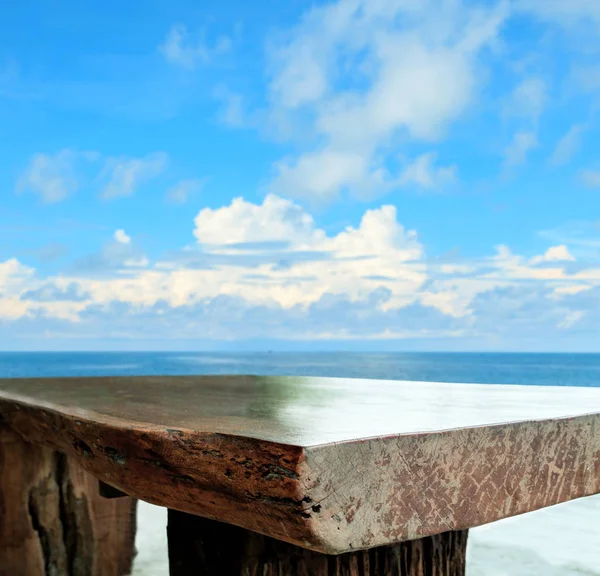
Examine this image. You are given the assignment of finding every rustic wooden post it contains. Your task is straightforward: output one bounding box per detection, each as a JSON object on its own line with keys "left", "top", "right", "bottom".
{"left": 167, "top": 509, "right": 468, "bottom": 576}
{"left": 0, "top": 426, "right": 137, "bottom": 576}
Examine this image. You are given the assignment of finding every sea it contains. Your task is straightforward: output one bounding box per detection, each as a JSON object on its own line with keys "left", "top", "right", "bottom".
{"left": 2, "top": 351, "right": 600, "bottom": 575}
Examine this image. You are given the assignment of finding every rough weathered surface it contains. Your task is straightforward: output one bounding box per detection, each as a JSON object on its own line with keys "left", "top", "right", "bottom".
{"left": 167, "top": 510, "right": 468, "bottom": 576}
{"left": 0, "top": 426, "right": 137, "bottom": 576}
{"left": 1, "top": 376, "right": 600, "bottom": 553}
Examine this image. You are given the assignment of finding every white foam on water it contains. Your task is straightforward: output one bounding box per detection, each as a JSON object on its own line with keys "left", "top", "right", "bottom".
{"left": 132, "top": 495, "right": 600, "bottom": 575}
{"left": 467, "top": 494, "right": 600, "bottom": 575}
{"left": 132, "top": 503, "right": 168, "bottom": 576}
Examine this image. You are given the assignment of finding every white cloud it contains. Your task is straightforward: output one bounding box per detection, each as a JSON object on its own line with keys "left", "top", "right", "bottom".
{"left": 399, "top": 153, "right": 457, "bottom": 189}
{"left": 3, "top": 196, "right": 600, "bottom": 345}
{"left": 17, "top": 149, "right": 87, "bottom": 203}
{"left": 553, "top": 284, "right": 592, "bottom": 297}
{"left": 99, "top": 153, "right": 168, "bottom": 199}
{"left": 16, "top": 150, "right": 168, "bottom": 203}
{"left": 269, "top": 149, "right": 455, "bottom": 204}
{"left": 313, "top": 38, "right": 476, "bottom": 145}
{"left": 539, "top": 221, "right": 600, "bottom": 257}
{"left": 194, "top": 194, "right": 324, "bottom": 246}
{"left": 502, "top": 77, "right": 546, "bottom": 170}
{"left": 580, "top": 169, "right": 600, "bottom": 188}
{"left": 550, "top": 124, "right": 586, "bottom": 166}
{"left": 530, "top": 245, "right": 575, "bottom": 264}
{"left": 160, "top": 25, "right": 231, "bottom": 69}
{"left": 264, "top": 0, "right": 508, "bottom": 202}
{"left": 0, "top": 259, "right": 35, "bottom": 320}
{"left": 323, "top": 205, "right": 422, "bottom": 262}
{"left": 194, "top": 196, "right": 423, "bottom": 282}
{"left": 114, "top": 229, "right": 131, "bottom": 245}
{"left": 64, "top": 195, "right": 426, "bottom": 312}
{"left": 486, "top": 244, "right": 571, "bottom": 280}
{"left": 0, "top": 258, "right": 34, "bottom": 289}
{"left": 166, "top": 178, "right": 207, "bottom": 204}
{"left": 269, "top": 150, "right": 373, "bottom": 202}
{"left": 504, "top": 130, "right": 538, "bottom": 167}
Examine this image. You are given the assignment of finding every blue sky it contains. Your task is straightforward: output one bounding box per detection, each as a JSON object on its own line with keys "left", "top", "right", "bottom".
{"left": 1, "top": 0, "right": 600, "bottom": 351}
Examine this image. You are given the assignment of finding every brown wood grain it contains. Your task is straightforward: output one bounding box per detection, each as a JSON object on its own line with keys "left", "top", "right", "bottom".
{"left": 0, "top": 426, "right": 137, "bottom": 576}
{"left": 1, "top": 376, "right": 600, "bottom": 553}
{"left": 167, "top": 510, "right": 468, "bottom": 576}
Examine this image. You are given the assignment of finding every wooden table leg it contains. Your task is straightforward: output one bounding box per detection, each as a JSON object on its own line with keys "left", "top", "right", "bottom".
{"left": 0, "top": 426, "right": 137, "bottom": 576}
{"left": 167, "top": 509, "right": 468, "bottom": 576}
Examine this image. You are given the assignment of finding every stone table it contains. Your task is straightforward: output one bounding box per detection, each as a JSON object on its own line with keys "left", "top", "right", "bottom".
{"left": 1, "top": 375, "right": 600, "bottom": 575}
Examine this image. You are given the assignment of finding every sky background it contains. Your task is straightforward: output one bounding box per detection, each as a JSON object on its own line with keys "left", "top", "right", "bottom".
{"left": 1, "top": 0, "right": 600, "bottom": 351}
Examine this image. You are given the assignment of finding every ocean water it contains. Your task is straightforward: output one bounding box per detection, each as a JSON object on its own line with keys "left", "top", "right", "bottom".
{"left": 2, "top": 351, "right": 600, "bottom": 575}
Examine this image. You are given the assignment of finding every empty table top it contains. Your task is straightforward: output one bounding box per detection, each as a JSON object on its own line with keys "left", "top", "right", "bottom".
{"left": 1, "top": 375, "right": 599, "bottom": 553}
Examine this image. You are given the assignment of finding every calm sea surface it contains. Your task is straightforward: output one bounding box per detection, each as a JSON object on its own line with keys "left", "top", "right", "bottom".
{"left": 1, "top": 351, "right": 600, "bottom": 386}
{"left": 2, "top": 351, "right": 600, "bottom": 575}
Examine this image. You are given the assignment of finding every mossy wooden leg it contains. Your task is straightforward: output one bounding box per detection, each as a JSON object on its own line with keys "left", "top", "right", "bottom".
{"left": 167, "top": 509, "right": 468, "bottom": 576}
{"left": 0, "top": 426, "right": 137, "bottom": 576}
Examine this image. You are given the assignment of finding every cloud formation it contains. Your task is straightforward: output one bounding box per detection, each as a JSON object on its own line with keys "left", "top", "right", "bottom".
{"left": 263, "top": 0, "right": 508, "bottom": 202}
{"left": 6, "top": 0, "right": 600, "bottom": 350}
{"left": 2, "top": 195, "right": 600, "bottom": 348}
{"left": 399, "top": 153, "right": 457, "bottom": 189}
{"left": 114, "top": 229, "right": 131, "bottom": 245}
{"left": 17, "top": 151, "right": 169, "bottom": 202}
{"left": 17, "top": 150, "right": 97, "bottom": 203}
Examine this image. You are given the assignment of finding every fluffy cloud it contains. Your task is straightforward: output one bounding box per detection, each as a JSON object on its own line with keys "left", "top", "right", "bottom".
{"left": 114, "top": 229, "right": 131, "bottom": 245}
{"left": 269, "top": 150, "right": 456, "bottom": 202}
{"left": 194, "top": 194, "right": 324, "bottom": 246}
{"left": 2, "top": 195, "right": 600, "bottom": 348}
{"left": 530, "top": 245, "right": 575, "bottom": 264}
{"left": 269, "top": 151, "right": 373, "bottom": 203}
{"left": 188, "top": 195, "right": 425, "bottom": 310}
{"left": 0, "top": 259, "right": 37, "bottom": 320}
{"left": 264, "top": 0, "right": 508, "bottom": 201}
{"left": 0, "top": 259, "right": 34, "bottom": 291}
{"left": 207, "top": 0, "right": 600, "bottom": 199}
{"left": 193, "top": 195, "right": 422, "bottom": 265}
